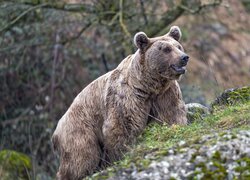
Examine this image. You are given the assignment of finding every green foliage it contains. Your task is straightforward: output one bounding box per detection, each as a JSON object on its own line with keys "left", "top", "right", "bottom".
{"left": 0, "top": 150, "right": 32, "bottom": 180}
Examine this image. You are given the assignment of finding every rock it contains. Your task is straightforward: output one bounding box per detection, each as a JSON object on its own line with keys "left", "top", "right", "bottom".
{"left": 185, "top": 103, "right": 210, "bottom": 123}
{"left": 107, "top": 130, "right": 250, "bottom": 180}
{"left": 211, "top": 86, "right": 250, "bottom": 109}
{"left": 186, "top": 103, "right": 209, "bottom": 114}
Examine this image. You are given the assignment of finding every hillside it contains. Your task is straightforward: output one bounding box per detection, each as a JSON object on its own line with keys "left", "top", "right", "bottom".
{"left": 87, "top": 87, "right": 250, "bottom": 179}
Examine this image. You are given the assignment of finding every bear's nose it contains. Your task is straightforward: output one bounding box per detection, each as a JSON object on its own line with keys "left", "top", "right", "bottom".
{"left": 181, "top": 55, "right": 189, "bottom": 65}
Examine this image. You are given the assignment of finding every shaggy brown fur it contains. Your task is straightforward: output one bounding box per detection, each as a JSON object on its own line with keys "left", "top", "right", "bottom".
{"left": 52, "top": 26, "right": 189, "bottom": 180}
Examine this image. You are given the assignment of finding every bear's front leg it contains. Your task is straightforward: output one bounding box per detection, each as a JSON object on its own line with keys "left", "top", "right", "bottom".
{"left": 101, "top": 114, "right": 130, "bottom": 167}
{"left": 151, "top": 81, "right": 187, "bottom": 125}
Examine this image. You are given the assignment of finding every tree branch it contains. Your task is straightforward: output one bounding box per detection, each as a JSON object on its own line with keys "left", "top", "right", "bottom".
{"left": 101, "top": 53, "right": 109, "bottom": 72}
{"left": 119, "top": 0, "right": 131, "bottom": 38}
{"left": 21, "top": 1, "right": 94, "bottom": 13}
{"left": 179, "top": 0, "right": 222, "bottom": 14}
{"left": 61, "top": 21, "right": 93, "bottom": 45}
{"left": 145, "top": 0, "right": 222, "bottom": 37}
{"left": 0, "top": 20, "right": 93, "bottom": 52}
{"left": 145, "top": 6, "right": 184, "bottom": 37}
{"left": 0, "top": 1, "right": 94, "bottom": 34}
{"left": 140, "top": 0, "right": 148, "bottom": 25}
{"left": 0, "top": 3, "right": 48, "bottom": 34}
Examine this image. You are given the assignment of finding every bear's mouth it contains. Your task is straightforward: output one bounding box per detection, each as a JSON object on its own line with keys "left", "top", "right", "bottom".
{"left": 170, "top": 64, "right": 186, "bottom": 74}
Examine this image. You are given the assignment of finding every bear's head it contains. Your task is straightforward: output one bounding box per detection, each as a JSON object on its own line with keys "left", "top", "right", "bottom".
{"left": 134, "top": 26, "right": 189, "bottom": 80}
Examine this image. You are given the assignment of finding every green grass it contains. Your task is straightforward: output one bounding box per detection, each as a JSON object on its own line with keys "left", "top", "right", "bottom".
{"left": 88, "top": 100, "right": 250, "bottom": 179}
{"left": 134, "top": 101, "right": 250, "bottom": 157}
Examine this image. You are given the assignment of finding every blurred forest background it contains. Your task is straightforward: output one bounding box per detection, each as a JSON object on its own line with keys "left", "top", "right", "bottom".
{"left": 0, "top": 0, "right": 250, "bottom": 179}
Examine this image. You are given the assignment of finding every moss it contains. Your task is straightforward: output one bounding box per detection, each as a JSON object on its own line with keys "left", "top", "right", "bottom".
{"left": 227, "top": 87, "right": 250, "bottom": 104}
{"left": 169, "top": 177, "right": 177, "bottom": 180}
{"left": 193, "top": 161, "right": 227, "bottom": 180}
{"left": 235, "top": 157, "right": 250, "bottom": 179}
{"left": 88, "top": 169, "right": 115, "bottom": 180}
{"left": 187, "top": 111, "right": 203, "bottom": 123}
{"left": 212, "top": 151, "right": 221, "bottom": 160}
{"left": 0, "top": 150, "right": 32, "bottom": 180}
{"left": 186, "top": 103, "right": 210, "bottom": 123}
{"left": 211, "top": 152, "right": 227, "bottom": 173}
{"left": 189, "top": 151, "right": 199, "bottom": 163}
{"left": 152, "top": 149, "right": 171, "bottom": 161}
{"left": 211, "top": 86, "right": 250, "bottom": 110}
{"left": 190, "top": 150, "right": 227, "bottom": 179}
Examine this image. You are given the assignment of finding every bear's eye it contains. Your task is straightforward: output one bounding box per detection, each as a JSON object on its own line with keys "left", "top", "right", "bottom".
{"left": 163, "top": 47, "right": 172, "bottom": 53}
{"left": 177, "top": 45, "right": 182, "bottom": 50}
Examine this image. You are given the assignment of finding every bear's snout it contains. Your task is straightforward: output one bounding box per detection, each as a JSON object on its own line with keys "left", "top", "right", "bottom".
{"left": 180, "top": 54, "right": 189, "bottom": 66}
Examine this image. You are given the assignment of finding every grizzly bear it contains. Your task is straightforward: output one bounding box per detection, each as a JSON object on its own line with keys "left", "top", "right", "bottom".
{"left": 52, "top": 26, "right": 189, "bottom": 180}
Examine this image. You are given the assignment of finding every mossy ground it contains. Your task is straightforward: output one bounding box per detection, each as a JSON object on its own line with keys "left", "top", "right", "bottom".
{"left": 87, "top": 100, "right": 250, "bottom": 179}
{"left": 0, "top": 150, "right": 32, "bottom": 180}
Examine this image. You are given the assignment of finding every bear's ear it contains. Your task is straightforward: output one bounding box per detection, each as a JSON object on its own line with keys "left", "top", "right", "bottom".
{"left": 134, "top": 32, "right": 150, "bottom": 51}
{"left": 167, "top": 26, "right": 182, "bottom": 41}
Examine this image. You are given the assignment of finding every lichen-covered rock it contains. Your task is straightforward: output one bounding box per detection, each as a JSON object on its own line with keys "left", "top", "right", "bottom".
{"left": 106, "top": 130, "right": 250, "bottom": 180}
{"left": 186, "top": 103, "right": 210, "bottom": 123}
{"left": 0, "top": 150, "right": 32, "bottom": 180}
{"left": 211, "top": 86, "right": 250, "bottom": 109}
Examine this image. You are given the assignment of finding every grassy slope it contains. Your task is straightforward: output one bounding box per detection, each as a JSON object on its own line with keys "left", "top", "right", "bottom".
{"left": 88, "top": 100, "right": 250, "bottom": 179}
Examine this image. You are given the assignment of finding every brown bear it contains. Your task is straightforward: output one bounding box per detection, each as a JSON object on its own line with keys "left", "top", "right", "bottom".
{"left": 52, "top": 26, "right": 189, "bottom": 180}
